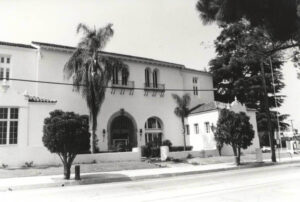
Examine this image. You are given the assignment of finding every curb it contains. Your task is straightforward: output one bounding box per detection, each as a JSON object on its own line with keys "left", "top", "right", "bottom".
{"left": 1, "top": 160, "right": 300, "bottom": 192}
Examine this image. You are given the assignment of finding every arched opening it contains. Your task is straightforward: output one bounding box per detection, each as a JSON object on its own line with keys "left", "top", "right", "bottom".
{"left": 145, "top": 68, "right": 151, "bottom": 87}
{"left": 153, "top": 69, "right": 159, "bottom": 88}
{"left": 144, "top": 117, "right": 163, "bottom": 146}
{"left": 108, "top": 110, "right": 137, "bottom": 151}
{"left": 121, "top": 68, "right": 128, "bottom": 85}
{"left": 112, "top": 66, "right": 119, "bottom": 85}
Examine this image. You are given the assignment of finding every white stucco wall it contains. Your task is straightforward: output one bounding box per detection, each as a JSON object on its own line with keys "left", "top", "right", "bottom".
{"left": 0, "top": 45, "right": 38, "bottom": 96}
{"left": 0, "top": 44, "right": 215, "bottom": 166}
{"left": 182, "top": 70, "right": 214, "bottom": 107}
{"left": 187, "top": 110, "right": 218, "bottom": 151}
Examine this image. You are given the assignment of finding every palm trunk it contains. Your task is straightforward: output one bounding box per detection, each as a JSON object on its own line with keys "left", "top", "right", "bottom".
{"left": 181, "top": 117, "right": 186, "bottom": 151}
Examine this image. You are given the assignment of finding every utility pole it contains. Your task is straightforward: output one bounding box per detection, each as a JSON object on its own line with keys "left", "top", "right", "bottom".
{"left": 269, "top": 57, "right": 281, "bottom": 161}
{"left": 260, "top": 59, "right": 276, "bottom": 162}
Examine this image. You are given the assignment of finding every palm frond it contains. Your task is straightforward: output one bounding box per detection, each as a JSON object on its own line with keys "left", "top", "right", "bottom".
{"left": 96, "top": 24, "right": 114, "bottom": 50}
{"left": 77, "top": 23, "right": 92, "bottom": 35}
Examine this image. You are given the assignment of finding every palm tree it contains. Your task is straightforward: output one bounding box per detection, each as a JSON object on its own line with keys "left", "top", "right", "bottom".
{"left": 172, "top": 93, "right": 191, "bottom": 150}
{"left": 64, "top": 23, "right": 128, "bottom": 153}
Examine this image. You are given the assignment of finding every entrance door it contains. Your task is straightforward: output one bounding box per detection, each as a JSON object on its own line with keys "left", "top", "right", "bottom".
{"left": 110, "top": 115, "right": 136, "bottom": 151}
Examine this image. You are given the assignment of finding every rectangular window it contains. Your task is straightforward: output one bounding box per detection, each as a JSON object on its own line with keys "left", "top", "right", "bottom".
{"left": 5, "top": 68, "right": 9, "bottom": 80}
{"left": 193, "top": 77, "right": 198, "bottom": 84}
{"left": 0, "top": 108, "right": 18, "bottom": 145}
{"left": 194, "top": 123, "right": 199, "bottom": 134}
{"left": 0, "top": 68, "right": 4, "bottom": 80}
{"left": 193, "top": 86, "right": 198, "bottom": 95}
{"left": 205, "top": 122, "right": 210, "bottom": 133}
{"left": 185, "top": 124, "right": 190, "bottom": 135}
{"left": 0, "top": 56, "right": 11, "bottom": 80}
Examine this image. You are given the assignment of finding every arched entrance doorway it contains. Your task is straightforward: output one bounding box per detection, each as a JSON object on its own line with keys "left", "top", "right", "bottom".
{"left": 108, "top": 109, "right": 137, "bottom": 151}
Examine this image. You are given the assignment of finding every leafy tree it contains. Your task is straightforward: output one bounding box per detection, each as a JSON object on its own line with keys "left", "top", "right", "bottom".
{"left": 215, "top": 109, "right": 255, "bottom": 165}
{"left": 209, "top": 20, "right": 289, "bottom": 140}
{"left": 42, "top": 110, "right": 90, "bottom": 179}
{"left": 172, "top": 93, "right": 191, "bottom": 150}
{"left": 64, "top": 23, "right": 128, "bottom": 153}
{"left": 196, "top": 0, "right": 299, "bottom": 42}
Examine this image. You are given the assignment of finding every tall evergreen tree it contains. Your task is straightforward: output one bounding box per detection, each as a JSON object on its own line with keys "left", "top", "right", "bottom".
{"left": 209, "top": 20, "right": 289, "bottom": 145}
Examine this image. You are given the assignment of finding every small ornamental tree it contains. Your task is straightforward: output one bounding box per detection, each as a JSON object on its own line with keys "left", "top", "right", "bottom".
{"left": 215, "top": 109, "right": 255, "bottom": 165}
{"left": 42, "top": 110, "right": 90, "bottom": 179}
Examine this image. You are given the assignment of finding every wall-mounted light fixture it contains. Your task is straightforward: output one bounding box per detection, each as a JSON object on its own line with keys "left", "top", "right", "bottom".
{"left": 102, "top": 129, "right": 106, "bottom": 142}
{"left": 139, "top": 129, "right": 143, "bottom": 140}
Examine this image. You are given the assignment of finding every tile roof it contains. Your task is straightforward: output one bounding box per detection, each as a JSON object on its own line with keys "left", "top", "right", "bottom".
{"left": 27, "top": 95, "right": 57, "bottom": 103}
{"left": 189, "top": 101, "right": 257, "bottom": 114}
{"left": 0, "top": 41, "right": 37, "bottom": 49}
{"left": 189, "top": 102, "right": 224, "bottom": 114}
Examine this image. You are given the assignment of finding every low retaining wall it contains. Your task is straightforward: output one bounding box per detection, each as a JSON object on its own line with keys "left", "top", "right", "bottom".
{"left": 168, "top": 149, "right": 218, "bottom": 159}
{"left": 0, "top": 146, "right": 141, "bottom": 167}
{"left": 74, "top": 151, "right": 141, "bottom": 164}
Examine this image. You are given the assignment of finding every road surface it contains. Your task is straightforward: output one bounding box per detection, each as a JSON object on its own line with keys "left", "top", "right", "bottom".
{"left": 2, "top": 163, "right": 300, "bottom": 202}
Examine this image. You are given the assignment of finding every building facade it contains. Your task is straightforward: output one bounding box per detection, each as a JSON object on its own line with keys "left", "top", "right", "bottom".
{"left": 0, "top": 41, "right": 259, "bottom": 166}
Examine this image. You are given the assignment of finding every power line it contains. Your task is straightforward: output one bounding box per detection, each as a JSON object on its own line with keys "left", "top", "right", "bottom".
{"left": 0, "top": 78, "right": 216, "bottom": 92}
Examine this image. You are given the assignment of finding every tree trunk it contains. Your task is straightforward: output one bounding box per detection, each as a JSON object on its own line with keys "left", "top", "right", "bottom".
{"left": 63, "top": 163, "right": 71, "bottom": 180}
{"left": 181, "top": 117, "right": 186, "bottom": 151}
{"left": 232, "top": 145, "right": 239, "bottom": 165}
{"left": 260, "top": 59, "right": 276, "bottom": 162}
{"left": 237, "top": 147, "right": 241, "bottom": 165}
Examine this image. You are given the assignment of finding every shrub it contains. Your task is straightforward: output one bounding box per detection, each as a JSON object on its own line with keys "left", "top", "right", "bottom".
{"left": 24, "top": 161, "right": 34, "bottom": 168}
{"left": 42, "top": 110, "right": 90, "bottom": 179}
{"left": 187, "top": 153, "right": 193, "bottom": 159}
{"left": 162, "top": 140, "right": 172, "bottom": 148}
{"left": 170, "top": 146, "right": 193, "bottom": 152}
{"left": 141, "top": 143, "right": 160, "bottom": 158}
{"left": 1, "top": 164, "right": 8, "bottom": 168}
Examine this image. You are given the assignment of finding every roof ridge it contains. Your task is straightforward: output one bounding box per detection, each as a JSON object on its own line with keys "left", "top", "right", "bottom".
{"left": 0, "top": 41, "right": 37, "bottom": 49}
{"left": 31, "top": 41, "right": 185, "bottom": 68}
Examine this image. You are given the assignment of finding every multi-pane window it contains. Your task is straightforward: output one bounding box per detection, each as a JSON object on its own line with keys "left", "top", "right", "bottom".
{"left": 192, "top": 77, "right": 198, "bottom": 84}
{"left": 193, "top": 86, "right": 198, "bottom": 95}
{"left": 194, "top": 123, "right": 199, "bottom": 134}
{"left": 0, "top": 55, "right": 11, "bottom": 80}
{"left": 145, "top": 117, "right": 163, "bottom": 146}
{"left": 145, "top": 68, "right": 151, "bottom": 87}
{"left": 0, "top": 108, "right": 18, "bottom": 145}
{"left": 153, "top": 69, "right": 158, "bottom": 88}
{"left": 204, "top": 122, "right": 210, "bottom": 133}
{"left": 185, "top": 124, "right": 190, "bottom": 135}
{"left": 112, "top": 66, "right": 119, "bottom": 84}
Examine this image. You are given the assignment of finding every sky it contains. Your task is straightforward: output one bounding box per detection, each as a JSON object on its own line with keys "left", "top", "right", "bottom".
{"left": 0, "top": 0, "right": 299, "bottom": 130}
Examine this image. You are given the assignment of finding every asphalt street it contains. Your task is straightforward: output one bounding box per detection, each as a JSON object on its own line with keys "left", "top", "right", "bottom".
{"left": 2, "top": 163, "right": 300, "bottom": 202}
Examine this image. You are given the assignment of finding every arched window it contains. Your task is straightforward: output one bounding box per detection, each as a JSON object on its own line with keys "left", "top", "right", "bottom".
{"left": 153, "top": 69, "right": 158, "bottom": 88}
{"left": 121, "top": 68, "right": 128, "bottom": 86}
{"left": 144, "top": 117, "right": 163, "bottom": 146}
{"left": 145, "top": 68, "right": 151, "bottom": 87}
{"left": 112, "top": 66, "right": 119, "bottom": 84}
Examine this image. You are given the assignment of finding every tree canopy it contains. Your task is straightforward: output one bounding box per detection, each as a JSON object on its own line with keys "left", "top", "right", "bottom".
{"left": 196, "top": 0, "right": 299, "bottom": 42}
{"left": 209, "top": 20, "right": 289, "bottom": 134}
{"left": 43, "top": 110, "right": 90, "bottom": 179}
{"left": 215, "top": 109, "right": 255, "bottom": 164}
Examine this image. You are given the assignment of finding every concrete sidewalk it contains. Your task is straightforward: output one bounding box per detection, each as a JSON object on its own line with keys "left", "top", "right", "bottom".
{"left": 1, "top": 156, "right": 300, "bottom": 192}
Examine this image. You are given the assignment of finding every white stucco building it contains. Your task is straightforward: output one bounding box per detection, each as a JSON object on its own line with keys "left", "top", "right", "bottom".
{"left": 0, "top": 41, "right": 259, "bottom": 166}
